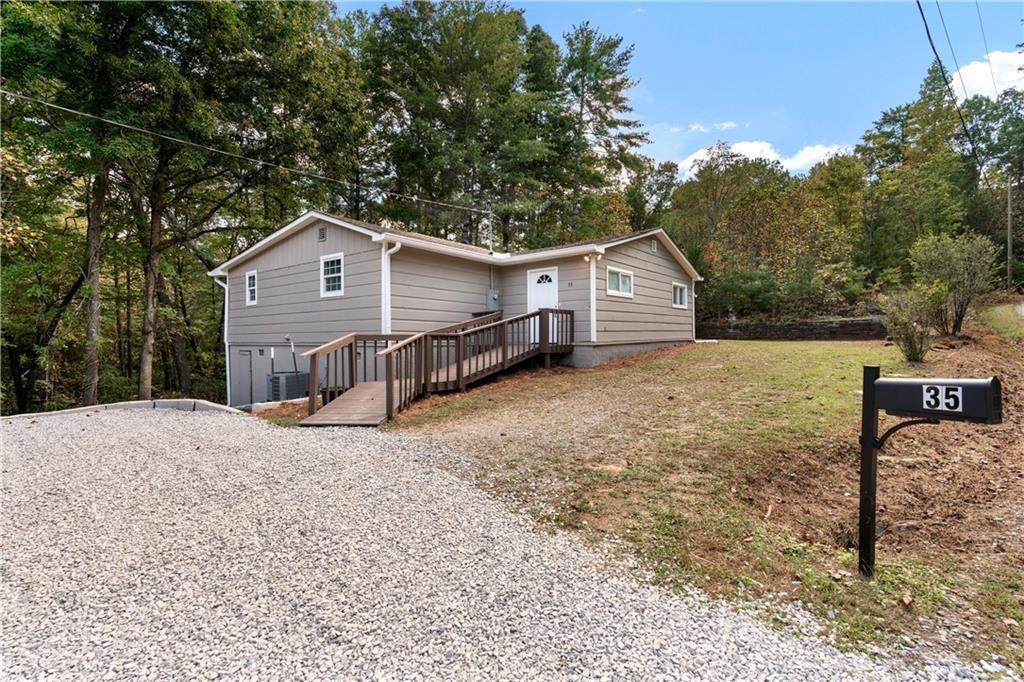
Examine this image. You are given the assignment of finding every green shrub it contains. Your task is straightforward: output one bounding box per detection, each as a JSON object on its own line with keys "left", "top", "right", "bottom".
{"left": 704, "top": 268, "right": 778, "bottom": 318}
{"left": 909, "top": 232, "right": 998, "bottom": 335}
{"left": 879, "top": 288, "right": 932, "bottom": 362}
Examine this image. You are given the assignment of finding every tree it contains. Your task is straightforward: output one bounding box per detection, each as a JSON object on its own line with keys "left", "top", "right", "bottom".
{"left": 909, "top": 232, "right": 998, "bottom": 335}
{"left": 624, "top": 157, "right": 678, "bottom": 231}
{"left": 562, "top": 21, "right": 647, "bottom": 228}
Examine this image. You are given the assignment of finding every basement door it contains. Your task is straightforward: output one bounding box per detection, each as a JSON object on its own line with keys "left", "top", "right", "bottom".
{"left": 526, "top": 266, "right": 559, "bottom": 343}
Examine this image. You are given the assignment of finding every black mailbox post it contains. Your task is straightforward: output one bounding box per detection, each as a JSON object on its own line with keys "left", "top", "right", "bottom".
{"left": 858, "top": 366, "right": 1002, "bottom": 577}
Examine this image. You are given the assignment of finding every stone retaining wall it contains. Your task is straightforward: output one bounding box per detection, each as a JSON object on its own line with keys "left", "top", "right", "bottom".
{"left": 698, "top": 316, "right": 887, "bottom": 341}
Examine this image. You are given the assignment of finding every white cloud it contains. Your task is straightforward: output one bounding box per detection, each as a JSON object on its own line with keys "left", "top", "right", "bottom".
{"left": 682, "top": 121, "right": 737, "bottom": 134}
{"left": 668, "top": 126, "right": 685, "bottom": 133}
{"left": 679, "top": 141, "right": 851, "bottom": 178}
{"left": 951, "top": 50, "right": 1024, "bottom": 100}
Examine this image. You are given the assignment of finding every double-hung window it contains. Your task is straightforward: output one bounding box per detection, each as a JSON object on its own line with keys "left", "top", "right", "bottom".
{"left": 672, "top": 282, "right": 689, "bottom": 309}
{"left": 245, "top": 270, "right": 257, "bottom": 306}
{"left": 320, "top": 252, "right": 344, "bottom": 297}
{"left": 606, "top": 266, "right": 634, "bottom": 298}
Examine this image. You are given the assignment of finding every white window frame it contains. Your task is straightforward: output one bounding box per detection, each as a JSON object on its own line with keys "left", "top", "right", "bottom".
{"left": 606, "top": 266, "right": 634, "bottom": 298}
{"left": 672, "top": 281, "right": 689, "bottom": 309}
{"left": 245, "top": 270, "right": 257, "bottom": 306}
{"left": 320, "top": 252, "right": 345, "bottom": 298}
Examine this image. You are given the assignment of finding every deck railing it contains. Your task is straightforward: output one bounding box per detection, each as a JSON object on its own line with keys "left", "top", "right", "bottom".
{"left": 381, "top": 308, "right": 574, "bottom": 420}
{"left": 301, "top": 333, "right": 407, "bottom": 416}
{"left": 304, "top": 309, "right": 573, "bottom": 422}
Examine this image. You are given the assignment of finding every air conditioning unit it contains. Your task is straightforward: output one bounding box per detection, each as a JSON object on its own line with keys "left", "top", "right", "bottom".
{"left": 266, "top": 372, "right": 309, "bottom": 402}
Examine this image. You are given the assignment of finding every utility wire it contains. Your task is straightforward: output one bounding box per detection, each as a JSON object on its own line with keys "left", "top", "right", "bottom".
{"left": 914, "top": 0, "right": 992, "bottom": 190}
{"left": 973, "top": 0, "right": 1001, "bottom": 98}
{"left": 0, "top": 89, "right": 493, "bottom": 217}
{"left": 934, "top": 1, "right": 969, "bottom": 100}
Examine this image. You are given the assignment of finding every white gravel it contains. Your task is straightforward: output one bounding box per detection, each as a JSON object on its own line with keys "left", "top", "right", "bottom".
{"left": 0, "top": 409, "right": 990, "bottom": 679}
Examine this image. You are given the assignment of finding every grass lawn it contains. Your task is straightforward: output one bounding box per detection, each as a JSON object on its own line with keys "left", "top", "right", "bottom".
{"left": 394, "top": 328, "right": 1024, "bottom": 664}
{"left": 982, "top": 303, "right": 1024, "bottom": 340}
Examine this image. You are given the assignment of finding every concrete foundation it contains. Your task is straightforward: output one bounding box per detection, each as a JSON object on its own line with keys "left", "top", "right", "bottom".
{"left": 562, "top": 340, "right": 693, "bottom": 368}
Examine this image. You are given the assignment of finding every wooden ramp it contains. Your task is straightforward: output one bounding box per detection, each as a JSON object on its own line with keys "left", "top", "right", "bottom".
{"left": 299, "top": 309, "right": 574, "bottom": 427}
{"left": 300, "top": 382, "right": 389, "bottom": 426}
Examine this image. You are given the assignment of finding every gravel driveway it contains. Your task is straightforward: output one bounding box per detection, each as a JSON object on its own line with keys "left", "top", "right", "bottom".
{"left": 1, "top": 409, "right": 979, "bottom": 679}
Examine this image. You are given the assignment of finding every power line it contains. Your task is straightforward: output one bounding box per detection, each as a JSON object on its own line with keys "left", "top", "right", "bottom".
{"left": 914, "top": 0, "right": 992, "bottom": 190}
{"left": 934, "top": 1, "right": 969, "bottom": 100}
{"left": 973, "top": 0, "right": 1001, "bottom": 98}
{"left": 0, "top": 89, "right": 493, "bottom": 217}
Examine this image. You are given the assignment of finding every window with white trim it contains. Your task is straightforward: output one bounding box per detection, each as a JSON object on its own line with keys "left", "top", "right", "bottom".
{"left": 672, "top": 282, "right": 689, "bottom": 309}
{"left": 320, "top": 252, "right": 344, "bottom": 297}
{"left": 245, "top": 270, "right": 257, "bottom": 306}
{"left": 606, "top": 266, "right": 633, "bottom": 298}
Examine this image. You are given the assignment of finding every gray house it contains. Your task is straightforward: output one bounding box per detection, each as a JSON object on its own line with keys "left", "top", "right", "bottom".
{"left": 208, "top": 210, "right": 702, "bottom": 410}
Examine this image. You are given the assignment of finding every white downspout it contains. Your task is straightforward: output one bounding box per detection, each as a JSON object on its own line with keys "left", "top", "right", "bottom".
{"left": 382, "top": 240, "right": 402, "bottom": 334}
{"left": 214, "top": 275, "right": 231, "bottom": 406}
{"left": 588, "top": 254, "right": 597, "bottom": 342}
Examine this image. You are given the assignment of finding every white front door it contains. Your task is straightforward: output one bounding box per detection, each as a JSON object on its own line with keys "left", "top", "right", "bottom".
{"left": 527, "top": 267, "right": 559, "bottom": 343}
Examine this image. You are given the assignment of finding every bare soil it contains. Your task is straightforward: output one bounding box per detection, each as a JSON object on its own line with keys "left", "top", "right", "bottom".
{"left": 394, "top": 315, "right": 1024, "bottom": 663}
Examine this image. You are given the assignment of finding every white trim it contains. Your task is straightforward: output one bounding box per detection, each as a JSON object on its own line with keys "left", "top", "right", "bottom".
{"left": 206, "top": 210, "right": 703, "bottom": 283}
{"left": 606, "top": 266, "right": 634, "bottom": 298}
{"left": 600, "top": 231, "right": 704, "bottom": 282}
{"left": 380, "top": 244, "right": 388, "bottom": 333}
{"left": 381, "top": 241, "right": 401, "bottom": 333}
{"left": 672, "top": 281, "right": 689, "bottom": 309}
{"left": 319, "top": 252, "right": 345, "bottom": 298}
{"left": 208, "top": 211, "right": 380, "bottom": 276}
{"left": 589, "top": 256, "right": 597, "bottom": 342}
{"left": 214, "top": 276, "right": 231, "bottom": 406}
{"left": 245, "top": 270, "right": 257, "bottom": 306}
{"left": 526, "top": 266, "right": 559, "bottom": 312}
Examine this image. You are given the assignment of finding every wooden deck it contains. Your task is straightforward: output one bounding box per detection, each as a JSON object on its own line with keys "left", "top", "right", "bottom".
{"left": 299, "top": 309, "right": 574, "bottom": 427}
{"left": 300, "top": 382, "right": 389, "bottom": 426}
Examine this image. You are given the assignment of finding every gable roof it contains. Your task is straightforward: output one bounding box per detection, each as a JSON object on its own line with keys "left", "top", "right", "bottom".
{"left": 207, "top": 210, "right": 702, "bottom": 281}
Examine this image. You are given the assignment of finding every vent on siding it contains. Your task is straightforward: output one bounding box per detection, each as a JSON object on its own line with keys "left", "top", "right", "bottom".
{"left": 318, "top": 226, "right": 327, "bottom": 242}
{"left": 650, "top": 239, "right": 659, "bottom": 253}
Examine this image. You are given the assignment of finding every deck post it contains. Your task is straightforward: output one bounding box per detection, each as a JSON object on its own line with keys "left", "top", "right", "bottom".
{"left": 500, "top": 321, "right": 508, "bottom": 369}
{"left": 385, "top": 353, "right": 395, "bottom": 421}
{"left": 421, "top": 335, "right": 431, "bottom": 395}
{"left": 348, "top": 337, "right": 358, "bottom": 388}
{"left": 456, "top": 335, "right": 466, "bottom": 391}
{"left": 307, "top": 354, "right": 318, "bottom": 416}
{"left": 539, "top": 309, "right": 550, "bottom": 367}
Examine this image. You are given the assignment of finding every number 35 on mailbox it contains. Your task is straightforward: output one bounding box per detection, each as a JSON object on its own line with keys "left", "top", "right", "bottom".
{"left": 858, "top": 366, "right": 1002, "bottom": 578}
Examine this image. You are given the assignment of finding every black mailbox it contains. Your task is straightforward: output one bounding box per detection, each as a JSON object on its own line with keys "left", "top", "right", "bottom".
{"left": 874, "top": 377, "right": 1002, "bottom": 424}
{"left": 857, "top": 367, "right": 1004, "bottom": 579}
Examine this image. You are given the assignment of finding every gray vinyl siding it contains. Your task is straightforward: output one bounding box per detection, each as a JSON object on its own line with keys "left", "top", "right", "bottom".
{"left": 228, "top": 343, "right": 315, "bottom": 406}
{"left": 389, "top": 249, "right": 492, "bottom": 333}
{"left": 496, "top": 256, "right": 590, "bottom": 342}
{"left": 226, "top": 219, "right": 382, "bottom": 346}
{"left": 596, "top": 238, "right": 695, "bottom": 342}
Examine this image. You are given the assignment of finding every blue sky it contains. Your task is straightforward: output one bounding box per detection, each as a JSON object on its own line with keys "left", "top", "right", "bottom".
{"left": 339, "top": 2, "right": 1024, "bottom": 175}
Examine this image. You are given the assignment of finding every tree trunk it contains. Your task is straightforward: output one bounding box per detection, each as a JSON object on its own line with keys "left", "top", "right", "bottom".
{"left": 138, "top": 240, "right": 160, "bottom": 399}
{"left": 82, "top": 166, "right": 109, "bottom": 406}
{"left": 125, "top": 267, "right": 134, "bottom": 377}
{"left": 137, "top": 150, "right": 171, "bottom": 400}
{"left": 157, "top": 273, "right": 192, "bottom": 394}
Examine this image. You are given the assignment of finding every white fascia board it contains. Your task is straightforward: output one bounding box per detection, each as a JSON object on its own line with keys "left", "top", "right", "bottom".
{"left": 499, "top": 244, "right": 603, "bottom": 265}
{"left": 601, "top": 230, "right": 704, "bottom": 282}
{"left": 207, "top": 210, "right": 380, "bottom": 277}
{"left": 373, "top": 233, "right": 499, "bottom": 264}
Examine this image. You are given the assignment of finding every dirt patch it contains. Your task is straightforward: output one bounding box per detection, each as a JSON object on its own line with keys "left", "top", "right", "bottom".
{"left": 252, "top": 399, "right": 318, "bottom": 426}
{"left": 394, "top": 317, "right": 1024, "bottom": 663}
